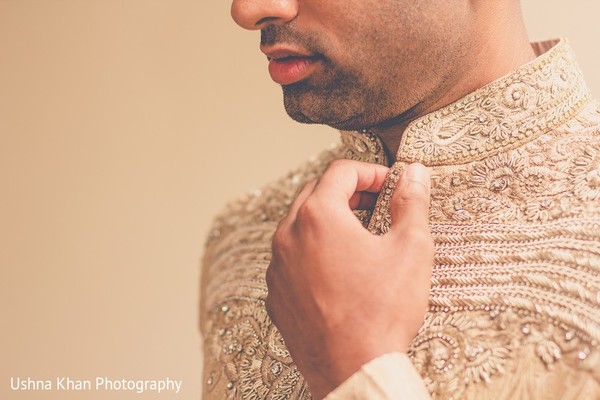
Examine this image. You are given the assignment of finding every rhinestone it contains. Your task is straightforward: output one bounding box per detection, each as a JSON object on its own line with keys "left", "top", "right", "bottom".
{"left": 226, "top": 381, "right": 234, "bottom": 390}
{"left": 512, "top": 91, "right": 522, "bottom": 100}
{"left": 565, "top": 331, "right": 575, "bottom": 341}
{"left": 221, "top": 305, "right": 230, "bottom": 313}
{"left": 571, "top": 314, "right": 579, "bottom": 323}
{"left": 219, "top": 328, "right": 227, "bottom": 336}
{"left": 521, "top": 325, "right": 531, "bottom": 335}
{"left": 207, "top": 377, "right": 214, "bottom": 385}
{"left": 578, "top": 351, "right": 588, "bottom": 360}
{"left": 271, "top": 362, "right": 283, "bottom": 375}
{"left": 491, "top": 181, "right": 505, "bottom": 191}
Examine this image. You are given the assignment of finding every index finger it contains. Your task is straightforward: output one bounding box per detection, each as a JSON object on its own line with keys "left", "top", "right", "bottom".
{"left": 312, "top": 160, "right": 390, "bottom": 207}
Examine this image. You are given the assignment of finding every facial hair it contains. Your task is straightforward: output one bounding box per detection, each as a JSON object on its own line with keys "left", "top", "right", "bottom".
{"left": 261, "top": 25, "right": 391, "bottom": 131}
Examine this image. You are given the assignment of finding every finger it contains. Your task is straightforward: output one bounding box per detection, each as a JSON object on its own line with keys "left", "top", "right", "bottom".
{"left": 313, "top": 160, "right": 389, "bottom": 206}
{"left": 285, "top": 180, "right": 318, "bottom": 221}
{"left": 349, "top": 191, "right": 379, "bottom": 210}
{"left": 388, "top": 163, "right": 431, "bottom": 235}
{"left": 264, "top": 263, "right": 279, "bottom": 325}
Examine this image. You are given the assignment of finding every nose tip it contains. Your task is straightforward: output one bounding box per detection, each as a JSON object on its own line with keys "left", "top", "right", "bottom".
{"left": 231, "top": 0, "right": 298, "bottom": 30}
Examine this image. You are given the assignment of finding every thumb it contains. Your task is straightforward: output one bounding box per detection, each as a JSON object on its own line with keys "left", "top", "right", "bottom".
{"left": 389, "top": 163, "right": 431, "bottom": 235}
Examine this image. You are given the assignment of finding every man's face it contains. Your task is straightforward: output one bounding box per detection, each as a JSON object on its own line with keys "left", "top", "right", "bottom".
{"left": 231, "top": 0, "right": 474, "bottom": 131}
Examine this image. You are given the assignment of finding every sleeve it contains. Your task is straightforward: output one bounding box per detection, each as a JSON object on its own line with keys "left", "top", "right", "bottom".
{"left": 324, "top": 353, "right": 431, "bottom": 400}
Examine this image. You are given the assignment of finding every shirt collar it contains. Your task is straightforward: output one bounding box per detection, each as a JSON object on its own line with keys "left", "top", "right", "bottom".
{"left": 341, "top": 39, "right": 591, "bottom": 167}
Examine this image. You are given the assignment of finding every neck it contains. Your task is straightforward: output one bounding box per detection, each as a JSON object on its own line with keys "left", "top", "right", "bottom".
{"left": 370, "top": 2, "right": 536, "bottom": 162}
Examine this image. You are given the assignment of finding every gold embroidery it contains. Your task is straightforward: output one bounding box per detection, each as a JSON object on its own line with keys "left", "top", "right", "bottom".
{"left": 201, "top": 40, "right": 600, "bottom": 399}
{"left": 396, "top": 40, "right": 590, "bottom": 166}
{"left": 340, "top": 129, "right": 388, "bottom": 165}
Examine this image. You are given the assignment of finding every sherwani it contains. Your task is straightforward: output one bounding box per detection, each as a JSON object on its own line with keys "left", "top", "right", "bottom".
{"left": 200, "top": 39, "right": 600, "bottom": 399}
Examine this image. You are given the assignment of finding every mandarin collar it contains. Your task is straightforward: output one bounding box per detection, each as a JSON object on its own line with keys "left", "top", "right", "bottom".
{"left": 341, "top": 39, "right": 591, "bottom": 167}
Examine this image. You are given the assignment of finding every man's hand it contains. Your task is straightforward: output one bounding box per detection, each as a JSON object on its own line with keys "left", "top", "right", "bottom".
{"left": 265, "top": 160, "right": 434, "bottom": 399}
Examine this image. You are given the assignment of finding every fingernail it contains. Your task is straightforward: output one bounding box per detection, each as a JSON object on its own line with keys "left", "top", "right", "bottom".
{"left": 404, "top": 163, "right": 429, "bottom": 186}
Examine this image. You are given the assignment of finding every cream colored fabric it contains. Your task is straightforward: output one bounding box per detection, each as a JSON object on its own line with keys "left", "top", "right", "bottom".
{"left": 200, "top": 39, "right": 600, "bottom": 399}
{"left": 324, "top": 353, "right": 430, "bottom": 400}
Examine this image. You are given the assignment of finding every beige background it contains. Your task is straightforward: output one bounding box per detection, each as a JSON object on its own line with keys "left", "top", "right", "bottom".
{"left": 0, "top": 1, "right": 598, "bottom": 399}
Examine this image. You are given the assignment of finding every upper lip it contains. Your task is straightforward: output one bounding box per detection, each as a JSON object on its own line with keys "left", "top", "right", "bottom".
{"left": 261, "top": 45, "right": 316, "bottom": 61}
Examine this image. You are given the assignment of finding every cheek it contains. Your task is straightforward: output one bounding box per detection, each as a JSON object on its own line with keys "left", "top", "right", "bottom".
{"left": 302, "top": 2, "right": 384, "bottom": 50}
{"left": 324, "top": 24, "right": 386, "bottom": 70}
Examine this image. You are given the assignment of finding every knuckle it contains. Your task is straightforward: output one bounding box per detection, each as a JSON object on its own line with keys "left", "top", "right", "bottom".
{"left": 295, "top": 197, "right": 322, "bottom": 223}
{"left": 327, "top": 159, "right": 350, "bottom": 171}
{"left": 274, "top": 216, "right": 290, "bottom": 237}
{"left": 271, "top": 229, "right": 288, "bottom": 252}
{"left": 271, "top": 230, "right": 282, "bottom": 249}
{"left": 325, "top": 159, "right": 358, "bottom": 178}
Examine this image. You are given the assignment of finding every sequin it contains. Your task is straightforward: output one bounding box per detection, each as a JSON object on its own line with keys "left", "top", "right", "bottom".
{"left": 201, "top": 39, "right": 600, "bottom": 400}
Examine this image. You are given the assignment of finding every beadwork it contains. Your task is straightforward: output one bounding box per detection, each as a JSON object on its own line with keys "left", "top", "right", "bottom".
{"left": 201, "top": 39, "right": 600, "bottom": 399}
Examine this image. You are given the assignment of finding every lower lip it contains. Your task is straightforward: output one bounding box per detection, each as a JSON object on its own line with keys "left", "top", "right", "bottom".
{"left": 268, "top": 57, "right": 320, "bottom": 85}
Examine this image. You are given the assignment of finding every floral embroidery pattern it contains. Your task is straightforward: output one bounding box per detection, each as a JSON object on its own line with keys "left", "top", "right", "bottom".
{"left": 397, "top": 41, "right": 591, "bottom": 166}
{"left": 571, "top": 145, "right": 600, "bottom": 201}
{"left": 201, "top": 40, "right": 600, "bottom": 399}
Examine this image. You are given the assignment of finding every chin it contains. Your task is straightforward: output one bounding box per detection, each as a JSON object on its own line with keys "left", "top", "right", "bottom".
{"left": 289, "top": 112, "right": 372, "bottom": 132}
{"left": 282, "top": 89, "right": 386, "bottom": 131}
{"left": 285, "top": 103, "right": 370, "bottom": 131}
